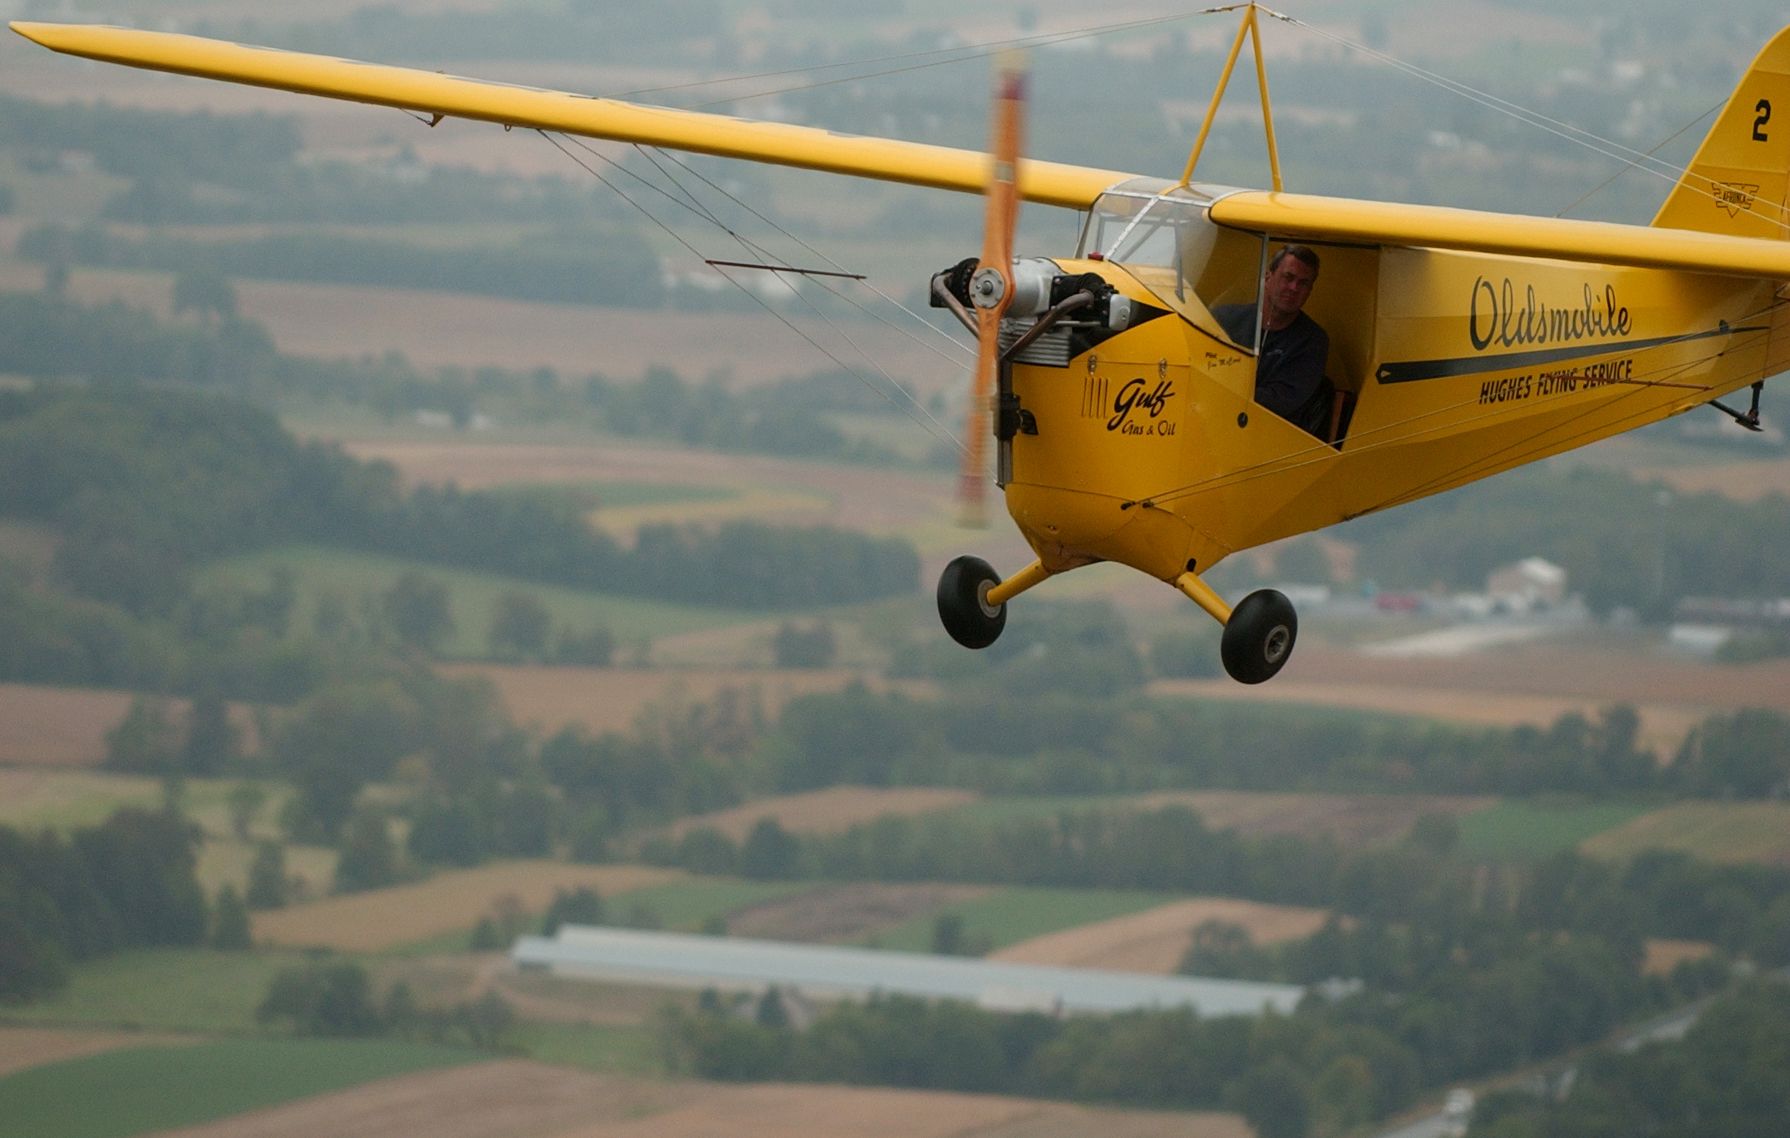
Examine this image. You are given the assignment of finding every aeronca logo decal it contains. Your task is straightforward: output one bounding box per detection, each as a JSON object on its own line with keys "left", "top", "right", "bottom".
{"left": 1712, "top": 181, "right": 1760, "bottom": 217}
{"left": 1376, "top": 276, "right": 1755, "bottom": 385}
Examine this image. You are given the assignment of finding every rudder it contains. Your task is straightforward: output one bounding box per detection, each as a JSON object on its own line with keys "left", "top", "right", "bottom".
{"left": 1653, "top": 26, "right": 1790, "bottom": 238}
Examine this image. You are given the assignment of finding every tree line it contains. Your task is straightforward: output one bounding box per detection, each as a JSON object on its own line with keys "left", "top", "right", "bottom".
{"left": 0, "top": 383, "right": 919, "bottom": 622}
{"left": 20, "top": 222, "right": 664, "bottom": 310}
{"left": 0, "top": 288, "right": 928, "bottom": 469}
{"left": 658, "top": 937, "right": 1679, "bottom": 1138}
{"left": 0, "top": 807, "right": 239, "bottom": 1003}
{"left": 646, "top": 806, "right": 1790, "bottom": 973}
{"left": 1342, "top": 463, "right": 1790, "bottom": 621}
{"left": 648, "top": 810, "right": 1779, "bottom": 1138}
{"left": 1463, "top": 978, "right": 1790, "bottom": 1138}
{"left": 736, "top": 673, "right": 1790, "bottom": 801}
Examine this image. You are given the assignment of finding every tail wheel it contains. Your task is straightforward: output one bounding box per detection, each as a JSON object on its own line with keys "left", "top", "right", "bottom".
{"left": 1221, "top": 589, "right": 1297, "bottom": 684}
{"left": 937, "top": 555, "right": 1006, "bottom": 649}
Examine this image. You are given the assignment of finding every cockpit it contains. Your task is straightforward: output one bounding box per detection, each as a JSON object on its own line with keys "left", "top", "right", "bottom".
{"left": 1076, "top": 179, "right": 1266, "bottom": 350}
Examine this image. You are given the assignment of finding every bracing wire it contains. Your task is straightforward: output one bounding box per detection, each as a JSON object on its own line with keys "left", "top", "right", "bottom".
{"left": 608, "top": 6, "right": 1250, "bottom": 108}
{"left": 538, "top": 130, "right": 969, "bottom": 455}
{"left": 1260, "top": 6, "right": 1790, "bottom": 233}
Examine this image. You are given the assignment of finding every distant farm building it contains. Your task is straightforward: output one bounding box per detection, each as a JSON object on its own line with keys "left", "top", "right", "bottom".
{"left": 1486, "top": 557, "right": 1568, "bottom": 611}
{"left": 513, "top": 925, "right": 1305, "bottom": 1017}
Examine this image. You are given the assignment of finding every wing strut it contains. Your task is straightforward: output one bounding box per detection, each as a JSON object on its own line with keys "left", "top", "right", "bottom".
{"left": 1179, "top": 2, "right": 1283, "bottom": 192}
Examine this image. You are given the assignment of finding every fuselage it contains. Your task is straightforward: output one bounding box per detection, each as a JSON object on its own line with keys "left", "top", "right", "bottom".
{"left": 997, "top": 183, "right": 1785, "bottom": 584}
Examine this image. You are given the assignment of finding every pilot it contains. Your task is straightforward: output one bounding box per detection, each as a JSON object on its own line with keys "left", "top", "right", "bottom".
{"left": 1214, "top": 245, "right": 1332, "bottom": 435}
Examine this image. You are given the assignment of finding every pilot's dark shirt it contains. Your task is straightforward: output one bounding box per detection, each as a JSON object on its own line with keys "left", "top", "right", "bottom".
{"left": 1213, "top": 303, "right": 1330, "bottom": 421}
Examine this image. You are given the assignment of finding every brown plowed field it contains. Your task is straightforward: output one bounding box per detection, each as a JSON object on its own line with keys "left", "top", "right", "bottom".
{"left": 337, "top": 436, "right": 962, "bottom": 538}
{"left": 660, "top": 786, "right": 980, "bottom": 843}
{"left": 0, "top": 1027, "right": 187, "bottom": 1078}
{"left": 991, "top": 898, "right": 1331, "bottom": 975}
{"left": 0, "top": 684, "right": 138, "bottom": 767}
{"left": 578, "top": 1081, "right": 1247, "bottom": 1138}
{"left": 140, "top": 1063, "right": 1245, "bottom": 1138}
{"left": 251, "top": 862, "right": 684, "bottom": 952}
{"left": 1642, "top": 938, "right": 1716, "bottom": 977}
{"left": 0, "top": 684, "right": 262, "bottom": 770}
{"left": 438, "top": 663, "right": 904, "bottom": 737}
{"left": 1135, "top": 790, "right": 1494, "bottom": 847}
{"left": 724, "top": 883, "right": 996, "bottom": 944}
{"left": 1154, "top": 638, "right": 1790, "bottom": 753}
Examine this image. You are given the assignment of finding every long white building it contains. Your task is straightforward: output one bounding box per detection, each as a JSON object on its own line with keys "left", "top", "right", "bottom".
{"left": 513, "top": 925, "right": 1304, "bottom": 1017}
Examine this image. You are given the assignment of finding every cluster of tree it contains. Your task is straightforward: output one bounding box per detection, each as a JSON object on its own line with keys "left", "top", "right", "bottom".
{"left": 0, "top": 565, "right": 320, "bottom": 699}
{"left": 0, "top": 92, "right": 301, "bottom": 189}
{"left": 0, "top": 808, "right": 233, "bottom": 1002}
{"left": 20, "top": 222, "right": 662, "bottom": 309}
{"left": 103, "top": 690, "right": 242, "bottom": 777}
{"left": 1342, "top": 464, "right": 1790, "bottom": 620}
{"left": 0, "top": 287, "right": 927, "bottom": 473}
{"left": 650, "top": 807, "right": 1790, "bottom": 972}
{"left": 659, "top": 939, "right": 1659, "bottom": 1138}
{"left": 737, "top": 666, "right": 1790, "bottom": 801}
{"left": 257, "top": 958, "right": 513, "bottom": 1048}
{"left": 1463, "top": 978, "right": 1790, "bottom": 1138}
{"left": 590, "top": 365, "right": 915, "bottom": 464}
{"left": 0, "top": 90, "right": 641, "bottom": 229}
{"left": 653, "top": 826, "right": 1783, "bottom": 1137}
{"left": 0, "top": 385, "right": 918, "bottom": 626}
{"left": 0, "top": 288, "right": 276, "bottom": 391}
{"left": 104, "top": 153, "right": 629, "bottom": 229}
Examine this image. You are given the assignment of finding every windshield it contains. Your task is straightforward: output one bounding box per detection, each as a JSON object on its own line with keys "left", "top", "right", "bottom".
{"left": 1078, "top": 186, "right": 1263, "bottom": 347}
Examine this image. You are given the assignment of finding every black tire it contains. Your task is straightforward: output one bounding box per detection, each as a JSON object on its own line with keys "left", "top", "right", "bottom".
{"left": 937, "top": 555, "right": 1006, "bottom": 649}
{"left": 1220, "top": 589, "right": 1298, "bottom": 684}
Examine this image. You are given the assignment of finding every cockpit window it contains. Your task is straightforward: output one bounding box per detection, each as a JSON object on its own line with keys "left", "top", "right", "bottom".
{"left": 1078, "top": 185, "right": 1263, "bottom": 347}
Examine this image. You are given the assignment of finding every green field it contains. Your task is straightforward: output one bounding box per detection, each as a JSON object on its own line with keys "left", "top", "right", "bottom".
{"left": 0, "top": 1038, "right": 486, "bottom": 1138}
{"left": 1580, "top": 801, "right": 1790, "bottom": 865}
{"left": 869, "top": 886, "right": 1181, "bottom": 954}
{"left": 607, "top": 877, "right": 816, "bottom": 932}
{"left": 1, "top": 948, "right": 316, "bottom": 1034}
{"left": 0, "top": 772, "right": 167, "bottom": 833}
{"left": 202, "top": 544, "right": 769, "bottom": 656}
{"left": 507, "top": 1020, "right": 665, "bottom": 1076}
{"left": 1453, "top": 799, "right": 1655, "bottom": 864}
{"left": 383, "top": 876, "right": 813, "bottom": 956}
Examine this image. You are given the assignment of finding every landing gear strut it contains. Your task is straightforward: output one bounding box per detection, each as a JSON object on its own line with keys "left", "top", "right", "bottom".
{"left": 1175, "top": 570, "right": 1298, "bottom": 684}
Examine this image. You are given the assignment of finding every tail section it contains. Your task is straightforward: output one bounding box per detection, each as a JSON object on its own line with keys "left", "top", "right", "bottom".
{"left": 1653, "top": 26, "right": 1790, "bottom": 238}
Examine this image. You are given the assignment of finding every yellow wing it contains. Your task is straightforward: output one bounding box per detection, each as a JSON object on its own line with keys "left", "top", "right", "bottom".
{"left": 17, "top": 21, "right": 1790, "bottom": 282}
{"left": 1209, "top": 190, "right": 1790, "bottom": 280}
{"left": 8, "top": 21, "right": 1129, "bottom": 211}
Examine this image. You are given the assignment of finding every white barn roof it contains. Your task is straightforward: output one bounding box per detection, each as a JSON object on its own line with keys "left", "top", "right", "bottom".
{"left": 513, "top": 925, "right": 1304, "bottom": 1017}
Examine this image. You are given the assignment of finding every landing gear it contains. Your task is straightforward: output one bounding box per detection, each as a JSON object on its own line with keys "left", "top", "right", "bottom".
{"left": 1221, "top": 589, "right": 1298, "bottom": 684}
{"left": 937, "top": 555, "right": 1006, "bottom": 649}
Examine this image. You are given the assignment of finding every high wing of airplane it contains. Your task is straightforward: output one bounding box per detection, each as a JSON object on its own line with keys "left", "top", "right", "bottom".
{"left": 15, "top": 5, "right": 1790, "bottom": 683}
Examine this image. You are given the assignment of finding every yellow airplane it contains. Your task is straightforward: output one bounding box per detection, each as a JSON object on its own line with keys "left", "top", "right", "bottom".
{"left": 13, "top": 6, "right": 1790, "bottom": 683}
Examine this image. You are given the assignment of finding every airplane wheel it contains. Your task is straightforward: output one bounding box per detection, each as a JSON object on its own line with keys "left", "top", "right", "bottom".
{"left": 937, "top": 555, "right": 1006, "bottom": 649}
{"left": 1221, "top": 589, "right": 1297, "bottom": 684}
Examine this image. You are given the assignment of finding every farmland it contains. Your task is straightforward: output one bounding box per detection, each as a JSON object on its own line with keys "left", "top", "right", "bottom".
{"left": 0, "top": 1046, "right": 1248, "bottom": 1138}
{"left": 6, "top": 5, "right": 1790, "bottom": 1135}
{"left": 250, "top": 862, "right": 686, "bottom": 952}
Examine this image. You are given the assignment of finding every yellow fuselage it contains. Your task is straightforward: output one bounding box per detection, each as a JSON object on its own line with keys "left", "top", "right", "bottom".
{"left": 1004, "top": 250, "right": 1782, "bottom": 584}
